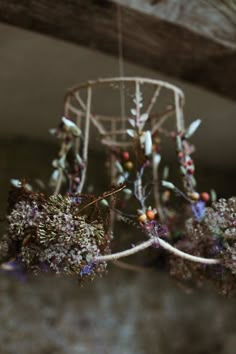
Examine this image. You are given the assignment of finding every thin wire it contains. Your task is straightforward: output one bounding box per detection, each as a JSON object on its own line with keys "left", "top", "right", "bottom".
{"left": 117, "top": 4, "right": 126, "bottom": 136}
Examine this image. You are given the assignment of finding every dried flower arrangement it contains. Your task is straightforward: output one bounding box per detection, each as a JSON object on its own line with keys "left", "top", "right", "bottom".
{"left": 0, "top": 77, "right": 235, "bottom": 295}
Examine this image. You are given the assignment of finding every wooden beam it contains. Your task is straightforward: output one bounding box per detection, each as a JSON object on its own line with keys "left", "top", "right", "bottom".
{"left": 117, "top": 0, "right": 236, "bottom": 49}
{"left": 0, "top": 0, "right": 236, "bottom": 100}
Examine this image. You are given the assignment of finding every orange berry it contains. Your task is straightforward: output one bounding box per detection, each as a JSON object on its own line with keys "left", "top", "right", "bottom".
{"left": 146, "top": 210, "right": 156, "bottom": 220}
{"left": 201, "top": 192, "right": 210, "bottom": 202}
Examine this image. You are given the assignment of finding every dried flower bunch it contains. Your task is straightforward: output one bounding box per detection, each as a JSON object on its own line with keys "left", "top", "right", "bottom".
{"left": 169, "top": 197, "right": 236, "bottom": 295}
{"left": 0, "top": 77, "right": 235, "bottom": 293}
{"left": 0, "top": 183, "right": 115, "bottom": 280}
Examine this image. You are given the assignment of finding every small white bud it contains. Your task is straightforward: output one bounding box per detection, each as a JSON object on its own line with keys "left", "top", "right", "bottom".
{"left": 144, "top": 131, "right": 152, "bottom": 156}
{"left": 153, "top": 153, "right": 161, "bottom": 168}
{"left": 10, "top": 179, "right": 21, "bottom": 188}
{"left": 100, "top": 199, "right": 109, "bottom": 207}
{"left": 62, "top": 117, "right": 81, "bottom": 136}
{"left": 185, "top": 119, "right": 201, "bottom": 138}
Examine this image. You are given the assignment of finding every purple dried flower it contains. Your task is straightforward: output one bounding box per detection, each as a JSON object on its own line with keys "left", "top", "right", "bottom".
{"left": 0, "top": 258, "right": 26, "bottom": 282}
{"left": 142, "top": 221, "right": 168, "bottom": 248}
{"left": 145, "top": 220, "right": 168, "bottom": 237}
{"left": 80, "top": 263, "right": 94, "bottom": 276}
{"left": 191, "top": 200, "right": 205, "bottom": 222}
{"left": 70, "top": 196, "right": 82, "bottom": 204}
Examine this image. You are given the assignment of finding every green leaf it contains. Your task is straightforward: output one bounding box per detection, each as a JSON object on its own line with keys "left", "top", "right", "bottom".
{"left": 162, "top": 180, "right": 175, "bottom": 190}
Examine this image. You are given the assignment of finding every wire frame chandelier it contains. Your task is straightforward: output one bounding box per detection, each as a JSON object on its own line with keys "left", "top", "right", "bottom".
{"left": 63, "top": 77, "right": 185, "bottom": 194}
{"left": 2, "top": 76, "right": 236, "bottom": 295}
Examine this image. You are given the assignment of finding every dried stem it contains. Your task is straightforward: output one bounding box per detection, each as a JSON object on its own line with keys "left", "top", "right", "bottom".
{"left": 134, "top": 171, "right": 145, "bottom": 210}
{"left": 158, "top": 238, "right": 219, "bottom": 264}
{"left": 74, "top": 92, "right": 106, "bottom": 135}
{"left": 145, "top": 85, "right": 161, "bottom": 116}
{"left": 151, "top": 107, "right": 175, "bottom": 134}
{"left": 77, "top": 184, "right": 126, "bottom": 214}
{"left": 94, "top": 236, "right": 220, "bottom": 265}
{"left": 53, "top": 169, "right": 63, "bottom": 196}
{"left": 112, "top": 259, "right": 148, "bottom": 272}
{"left": 95, "top": 238, "right": 154, "bottom": 261}
{"left": 174, "top": 91, "right": 185, "bottom": 132}
{"left": 78, "top": 86, "right": 92, "bottom": 193}
{"left": 152, "top": 154, "right": 165, "bottom": 222}
{"left": 135, "top": 80, "right": 141, "bottom": 124}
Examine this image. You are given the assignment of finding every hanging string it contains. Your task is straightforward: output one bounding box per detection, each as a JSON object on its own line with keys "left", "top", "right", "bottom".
{"left": 116, "top": 4, "right": 126, "bottom": 136}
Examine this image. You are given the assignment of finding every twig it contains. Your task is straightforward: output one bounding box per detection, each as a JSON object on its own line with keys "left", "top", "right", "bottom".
{"left": 135, "top": 79, "right": 141, "bottom": 124}
{"left": 53, "top": 169, "right": 63, "bottom": 196}
{"left": 152, "top": 154, "right": 165, "bottom": 222}
{"left": 151, "top": 107, "right": 175, "bottom": 134}
{"left": 77, "top": 184, "right": 126, "bottom": 214}
{"left": 175, "top": 91, "right": 185, "bottom": 132}
{"left": 112, "top": 260, "right": 148, "bottom": 272}
{"left": 78, "top": 86, "right": 92, "bottom": 193}
{"left": 74, "top": 92, "right": 106, "bottom": 135}
{"left": 145, "top": 85, "right": 161, "bottom": 116}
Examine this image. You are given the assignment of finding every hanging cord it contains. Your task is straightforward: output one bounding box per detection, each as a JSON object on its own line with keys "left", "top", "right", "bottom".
{"left": 117, "top": 4, "right": 126, "bottom": 136}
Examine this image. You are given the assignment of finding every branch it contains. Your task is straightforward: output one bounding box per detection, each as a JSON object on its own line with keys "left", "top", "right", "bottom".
{"left": 94, "top": 236, "right": 220, "bottom": 265}
{"left": 158, "top": 238, "right": 219, "bottom": 265}
{"left": 95, "top": 238, "right": 154, "bottom": 262}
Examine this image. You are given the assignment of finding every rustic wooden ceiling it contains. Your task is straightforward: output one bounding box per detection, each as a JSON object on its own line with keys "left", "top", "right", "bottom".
{"left": 0, "top": 0, "right": 236, "bottom": 100}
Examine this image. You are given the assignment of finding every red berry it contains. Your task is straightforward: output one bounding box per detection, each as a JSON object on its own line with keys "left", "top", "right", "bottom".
{"left": 201, "top": 192, "right": 210, "bottom": 202}
{"left": 187, "top": 159, "right": 193, "bottom": 165}
{"left": 122, "top": 151, "right": 130, "bottom": 160}
{"left": 187, "top": 168, "right": 194, "bottom": 174}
